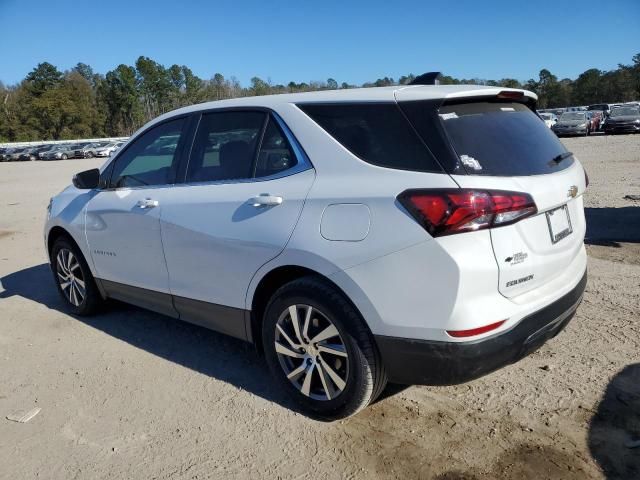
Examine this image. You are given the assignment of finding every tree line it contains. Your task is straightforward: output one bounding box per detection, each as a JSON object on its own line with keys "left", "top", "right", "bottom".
{"left": 1, "top": 53, "right": 638, "bottom": 142}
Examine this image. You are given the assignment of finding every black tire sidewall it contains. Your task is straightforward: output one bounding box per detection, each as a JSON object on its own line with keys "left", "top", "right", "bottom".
{"left": 51, "top": 237, "right": 100, "bottom": 316}
{"left": 262, "top": 278, "right": 379, "bottom": 419}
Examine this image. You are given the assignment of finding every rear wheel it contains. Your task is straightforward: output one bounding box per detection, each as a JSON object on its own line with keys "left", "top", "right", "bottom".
{"left": 61, "top": 154, "right": 68, "bottom": 160}
{"left": 262, "top": 277, "right": 386, "bottom": 420}
{"left": 51, "top": 237, "right": 102, "bottom": 315}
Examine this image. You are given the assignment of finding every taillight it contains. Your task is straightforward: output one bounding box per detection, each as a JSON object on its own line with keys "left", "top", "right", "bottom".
{"left": 398, "top": 189, "right": 537, "bottom": 237}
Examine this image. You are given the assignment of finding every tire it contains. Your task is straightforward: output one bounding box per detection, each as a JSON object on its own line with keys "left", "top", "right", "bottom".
{"left": 262, "top": 276, "right": 387, "bottom": 420}
{"left": 87, "top": 151, "right": 94, "bottom": 158}
{"left": 50, "top": 236, "right": 102, "bottom": 316}
{"left": 61, "top": 154, "right": 68, "bottom": 160}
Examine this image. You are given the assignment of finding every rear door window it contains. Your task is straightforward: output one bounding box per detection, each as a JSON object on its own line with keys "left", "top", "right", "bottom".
{"left": 254, "top": 117, "right": 298, "bottom": 178}
{"left": 186, "top": 111, "right": 266, "bottom": 183}
{"left": 298, "top": 103, "right": 442, "bottom": 173}
{"left": 436, "top": 102, "right": 573, "bottom": 176}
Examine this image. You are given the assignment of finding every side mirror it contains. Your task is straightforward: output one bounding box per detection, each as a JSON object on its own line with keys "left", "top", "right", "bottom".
{"left": 73, "top": 168, "right": 100, "bottom": 189}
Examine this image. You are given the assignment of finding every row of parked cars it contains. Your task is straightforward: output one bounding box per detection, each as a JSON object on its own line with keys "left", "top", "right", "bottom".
{"left": 0, "top": 140, "right": 126, "bottom": 162}
{"left": 538, "top": 102, "right": 640, "bottom": 137}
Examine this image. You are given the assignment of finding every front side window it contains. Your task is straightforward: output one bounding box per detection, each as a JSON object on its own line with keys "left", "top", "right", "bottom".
{"left": 186, "top": 112, "right": 266, "bottom": 183}
{"left": 110, "top": 118, "right": 186, "bottom": 188}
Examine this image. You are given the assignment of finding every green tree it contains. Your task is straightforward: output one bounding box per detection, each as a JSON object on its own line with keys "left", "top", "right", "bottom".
{"left": 25, "top": 62, "right": 63, "bottom": 96}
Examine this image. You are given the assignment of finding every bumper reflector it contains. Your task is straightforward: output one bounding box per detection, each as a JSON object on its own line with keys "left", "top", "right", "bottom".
{"left": 447, "top": 320, "right": 506, "bottom": 338}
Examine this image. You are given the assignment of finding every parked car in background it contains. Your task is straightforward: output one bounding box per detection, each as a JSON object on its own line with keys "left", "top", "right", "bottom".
{"left": 539, "top": 112, "right": 558, "bottom": 128}
{"left": 6, "top": 147, "right": 29, "bottom": 161}
{"left": 552, "top": 111, "right": 593, "bottom": 136}
{"left": 94, "top": 142, "right": 122, "bottom": 157}
{"left": 45, "top": 85, "right": 588, "bottom": 419}
{"left": 0, "top": 147, "right": 15, "bottom": 162}
{"left": 586, "top": 111, "right": 600, "bottom": 132}
{"left": 18, "top": 145, "right": 52, "bottom": 161}
{"left": 41, "top": 145, "right": 76, "bottom": 160}
{"left": 604, "top": 105, "right": 640, "bottom": 134}
{"left": 587, "top": 104, "right": 610, "bottom": 131}
{"left": 17, "top": 147, "right": 40, "bottom": 161}
{"left": 74, "top": 142, "right": 107, "bottom": 159}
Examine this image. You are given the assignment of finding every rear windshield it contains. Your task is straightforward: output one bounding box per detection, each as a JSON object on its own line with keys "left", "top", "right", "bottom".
{"left": 297, "top": 103, "right": 442, "bottom": 173}
{"left": 437, "top": 102, "right": 573, "bottom": 176}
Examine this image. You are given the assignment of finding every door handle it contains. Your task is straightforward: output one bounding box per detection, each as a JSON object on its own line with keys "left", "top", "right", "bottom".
{"left": 136, "top": 198, "right": 159, "bottom": 209}
{"left": 250, "top": 194, "right": 283, "bottom": 207}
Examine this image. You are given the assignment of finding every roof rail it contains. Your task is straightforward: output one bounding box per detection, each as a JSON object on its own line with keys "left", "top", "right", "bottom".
{"left": 409, "top": 72, "right": 443, "bottom": 86}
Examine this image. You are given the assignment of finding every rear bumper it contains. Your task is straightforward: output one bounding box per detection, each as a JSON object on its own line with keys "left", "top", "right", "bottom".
{"left": 374, "top": 270, "right": 587, "bottom": 385}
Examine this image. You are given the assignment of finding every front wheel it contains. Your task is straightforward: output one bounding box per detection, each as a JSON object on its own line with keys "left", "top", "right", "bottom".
{"left": 86, "top": 151, "right": 94, "bottom": 158}
{"left": 61, "top": 154, "right": 68, "bottom": 160}
{"left": 262, "top": 277, "right": 387, "bottom": 420}
{"left": 51, "top": 237, "right": 103, "bottom": 315}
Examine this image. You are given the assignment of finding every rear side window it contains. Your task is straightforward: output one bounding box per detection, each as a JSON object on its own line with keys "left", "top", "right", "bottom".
{"left": 437, "top": 102, "right": 573, "bottom": 176}
{"left": 186, "top": 112, "right": 266, "bottom": 183}
{"left": 298, "top": 103, "right": 442, "bottom": 173}
{"left": 254, "top": 118, "right": 298, "bottom": 178}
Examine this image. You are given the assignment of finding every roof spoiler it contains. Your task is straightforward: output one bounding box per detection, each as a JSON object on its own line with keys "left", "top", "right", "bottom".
{"left": 409, "top": 72, "right": 443, "bottom": 86}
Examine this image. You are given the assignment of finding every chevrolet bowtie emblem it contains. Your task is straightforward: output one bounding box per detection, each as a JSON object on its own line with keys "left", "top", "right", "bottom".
{"left": 568, "top": 185, "right": 578, "bottom": 198}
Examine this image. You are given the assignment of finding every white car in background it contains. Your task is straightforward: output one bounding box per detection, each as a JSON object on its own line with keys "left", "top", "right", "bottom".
{"left": 94, "top": 142, "right": 124, "bottom": 157}
{"left": 44, "top": 84, "right": 588, "bottom": 419}
{"left": 539, "top": 112, "right": 558, "bottom": 128}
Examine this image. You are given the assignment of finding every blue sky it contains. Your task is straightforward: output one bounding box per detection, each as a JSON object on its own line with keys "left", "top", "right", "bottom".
{"left": 1, "top": 0, "right": 638, "bottom": 86}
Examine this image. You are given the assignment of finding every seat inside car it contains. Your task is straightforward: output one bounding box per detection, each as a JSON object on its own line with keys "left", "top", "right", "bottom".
{"left": 190, "top": 139, "right": 253, "bottom": 182}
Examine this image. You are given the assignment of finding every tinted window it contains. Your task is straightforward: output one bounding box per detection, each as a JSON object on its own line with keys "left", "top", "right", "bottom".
{"left": 438, "top": 102, "right": 573, "bottom": 176}
{"left": 110, "top": 118, "right": 185, "bottom": 188}
{"left": 298, "top": 103, "right": 442, "bottom": 173}
{"left": 187, "top": 111, "right": 265, "bottom": 183}
{"left": 254, "top": 118, "right": 297, "bottom": 178}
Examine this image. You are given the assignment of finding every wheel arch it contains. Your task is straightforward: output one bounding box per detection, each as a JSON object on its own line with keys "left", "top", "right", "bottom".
{"left": 47, "top": 226, "right": 81, "bottom": 262}
{"left": 249, "top": 264, "right": 376, "bottom": 353}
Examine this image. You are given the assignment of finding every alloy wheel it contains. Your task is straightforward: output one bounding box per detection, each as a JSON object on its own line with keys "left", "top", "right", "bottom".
{"left": 56, "top": 249, "right": 86, "bottom": 307}
{"left": 274, "top": 304, "right": 349, "bottom": 401}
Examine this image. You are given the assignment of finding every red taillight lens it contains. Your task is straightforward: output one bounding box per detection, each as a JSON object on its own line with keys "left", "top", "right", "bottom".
{"left": 496, "top": 90, "right": 525, "bottom": 100}
{"left": 398, "top": 189, "right": 537, "bottom": 237}
{"left": 447, "top": 320, "right": 506, "bottom": 338}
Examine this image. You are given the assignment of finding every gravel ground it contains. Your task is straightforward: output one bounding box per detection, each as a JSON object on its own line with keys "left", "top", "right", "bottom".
{"left": 0, "top": 133, "right": 639, "bottom": 479}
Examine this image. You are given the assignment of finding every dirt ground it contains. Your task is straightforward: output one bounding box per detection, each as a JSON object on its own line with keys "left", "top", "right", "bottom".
{"left": 1, "top": 133, "right": 639, "bottom": 480}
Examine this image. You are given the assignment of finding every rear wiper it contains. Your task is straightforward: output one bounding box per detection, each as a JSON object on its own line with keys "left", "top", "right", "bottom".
{"left": 551, "top": 151, "right": 573, "bottom": 163}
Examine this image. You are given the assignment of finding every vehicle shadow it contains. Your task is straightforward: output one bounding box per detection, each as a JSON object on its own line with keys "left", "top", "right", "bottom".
{"left": 585, "top": 207, "right": 640, "bottom": 246}
{"left": 0, "top": 263, "right": 406, "bottom": 419}
{"left": 0, "top": 263, "right": 299, "bottom": 413}
{"left": 588, "top": 363, "right": 640, "bottom": 479}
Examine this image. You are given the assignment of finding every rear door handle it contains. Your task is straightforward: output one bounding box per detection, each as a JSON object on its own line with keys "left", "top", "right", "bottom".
{"left": 250, "top": 194, "right": 283, "bottom": 207}
{"left": 136, "top": 198, "right": 159, "bottom": 209}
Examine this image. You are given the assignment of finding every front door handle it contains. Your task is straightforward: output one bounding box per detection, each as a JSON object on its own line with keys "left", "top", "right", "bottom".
{"left": 137, "top": 198, "right": 159, "bottom": 209}
{"left": 250, "top": 194, "right": 283, "bottom": 207}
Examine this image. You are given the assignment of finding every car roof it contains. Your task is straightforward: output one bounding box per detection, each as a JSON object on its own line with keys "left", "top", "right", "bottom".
{"left": 152, "top": 84, "right": 536, "bottom": 121}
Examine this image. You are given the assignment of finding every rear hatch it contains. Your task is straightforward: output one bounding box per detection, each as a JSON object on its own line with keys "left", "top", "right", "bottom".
{"left": 398, "top": 94, "right": 587, "bottom": 298}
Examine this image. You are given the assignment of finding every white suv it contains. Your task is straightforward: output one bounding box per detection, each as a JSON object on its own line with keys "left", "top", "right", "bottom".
{"left": 45, "top": 85, "right": 587, "bottom": 419}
